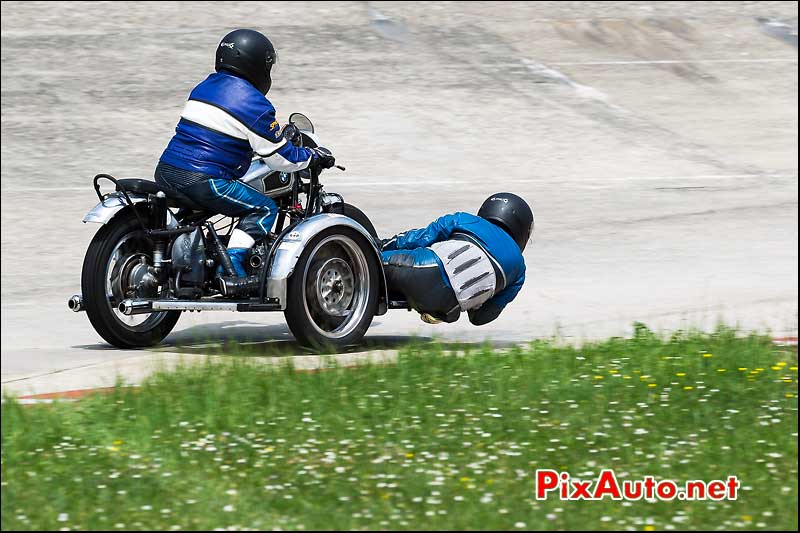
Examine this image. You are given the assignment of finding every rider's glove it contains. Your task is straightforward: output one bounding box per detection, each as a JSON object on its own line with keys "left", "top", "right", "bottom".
{"left": 282, "top": 123, "right": 302, "bottom": 145}
{"left": 310, "top": 147, "right": 336, "bottom": 170}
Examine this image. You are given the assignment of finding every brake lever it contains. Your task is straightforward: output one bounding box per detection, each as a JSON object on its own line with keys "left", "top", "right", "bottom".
{"left": 335, "top": 165, "right": 346, "bottom": 171}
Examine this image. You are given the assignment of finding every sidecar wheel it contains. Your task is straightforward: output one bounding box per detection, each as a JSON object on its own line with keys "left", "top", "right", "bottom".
{"left": 81, "top": 209, "right": 180, "bottom": 348}
{"left": 284, "top": 227, "right": 379, "bottom": 350}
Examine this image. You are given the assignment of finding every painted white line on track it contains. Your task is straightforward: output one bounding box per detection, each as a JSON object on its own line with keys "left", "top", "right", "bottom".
{"left": 3, "top": 174, "right": 797, "bottom": 194}
{"left": 549, "top": 58, "right": 799, "bottom": 66}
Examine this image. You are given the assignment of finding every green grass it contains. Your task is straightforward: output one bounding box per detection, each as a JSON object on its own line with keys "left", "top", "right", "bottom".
{"left": 2, "top": 325, "right": 797, "bottom": 531}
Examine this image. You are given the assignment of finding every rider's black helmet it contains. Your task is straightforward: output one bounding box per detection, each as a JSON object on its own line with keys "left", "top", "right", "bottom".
{"left": 215, "top": 29, "right": 277, "bottom": 94}
{"left": 478, "top": 193, "right": 534, "bottom": 251}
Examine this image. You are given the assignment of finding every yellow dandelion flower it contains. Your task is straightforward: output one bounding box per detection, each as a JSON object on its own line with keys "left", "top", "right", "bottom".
{"left": 113, "top": 440, "right": 123, "bottom": 446}
{"left": 623, "top": 375, "right": 632, "bottom": 380}
{"left": 771, "top": 366, "right": 782, "bottom": 371}
{"left": 738, "top": 367, "right": 748, "bottom": 371}
{"left": 703, "top": 353, "right": 713, "bottom": 358}
{"left": 405, "top": 452, "right": 414, "bottom": 459}
{"left": 644, "top": 526, "right": 656, "bottom": 532}
{"left": 782, "top": 378, "right": 794, "bottom": 383}
{"left": 676, "top": 372, "right": 686, "bottom": 377}
{"left": 790, "top": 366, "right": 797, "bottom": 371}
{"left": 594, "top": 375, "right": 604, "bottom": 380}
{"left": 459, "top": 477, "right": 471, "bottom": 483}
{"left": 777, "top": 362, "right": 787, "bottom": 367}
{"left": 742, "top": 515, "right": 752, "bottom": 522}
{"left": 608, "top": 370, "right": 619, "bottom": 374}
{"left": 786, "top": 393, "right": 795, "bottom": 398}
{"left": 717, "top": 369, "right": 727, "bottom": 373}
{"left": 683, "top": 386, "right": 694, "bottom": 391}
{"left": 647, "top": 384, "right": 657, "bottom": 388}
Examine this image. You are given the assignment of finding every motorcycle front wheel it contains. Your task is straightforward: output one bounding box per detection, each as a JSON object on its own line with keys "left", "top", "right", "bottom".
{"left": 81, "top": 209, "right": 180, "bottom": 348}
{"left": 284, "top": 227, "right": 379, "bottom": 350}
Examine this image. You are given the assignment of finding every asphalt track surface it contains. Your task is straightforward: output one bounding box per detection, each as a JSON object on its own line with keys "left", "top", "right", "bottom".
{"left": 1, "top": 2, "right": 797, "bottom": 394}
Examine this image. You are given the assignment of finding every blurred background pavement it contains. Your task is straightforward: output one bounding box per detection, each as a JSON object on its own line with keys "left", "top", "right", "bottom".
{"left": 1, "top": 1, "right": 797, "bottom": 391}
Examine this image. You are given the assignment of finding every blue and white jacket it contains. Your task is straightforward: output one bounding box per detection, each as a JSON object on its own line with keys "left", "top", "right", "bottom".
{"left": 160, "top": 71, "right": 313, "bottom": 180}
{"left": 382, "top": 212, "right": 526, "bottom": 325}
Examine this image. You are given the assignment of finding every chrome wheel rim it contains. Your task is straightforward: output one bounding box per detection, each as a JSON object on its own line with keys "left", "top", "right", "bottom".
{"left": 315, "top": 258, "right": 355, "bottom": 316}
{"left": 302, "top": 235, "right": 370, "bottom": 339}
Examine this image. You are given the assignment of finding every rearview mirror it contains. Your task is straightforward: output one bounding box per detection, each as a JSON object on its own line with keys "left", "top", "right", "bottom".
{"left": 288, "top": 113, "right": 314, "bottom": 133}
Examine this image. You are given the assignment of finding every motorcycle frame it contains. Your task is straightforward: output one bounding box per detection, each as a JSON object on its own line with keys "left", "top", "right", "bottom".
{"left": 81, "top": 167, "right": 388, "bottom": 314}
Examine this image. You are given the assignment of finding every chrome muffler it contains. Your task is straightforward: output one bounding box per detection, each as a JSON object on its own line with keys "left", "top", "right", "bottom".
{"left": 118, "top": 299, "right": 153, "bottom": 316}
{"left": 118, "top": 299, "right": 242, "bottom": 315}
{"left": 68, "top": 294, "right": 84, "bottom": 312}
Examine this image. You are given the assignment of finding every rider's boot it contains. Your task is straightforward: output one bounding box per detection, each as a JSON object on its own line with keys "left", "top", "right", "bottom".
{"left": 216, "top": 229, "right": 252, "bottom": 277}
{"left": 227, "top": 248, "right": 249, "bottom": 278}
{"left": 218, "top": 274, "right": 260, "bottom": 297}
{"left": 217, "top": 229, "right": 259, "bottom": 297}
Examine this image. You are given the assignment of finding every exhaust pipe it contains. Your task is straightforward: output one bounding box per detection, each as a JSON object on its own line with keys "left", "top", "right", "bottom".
{"left": 68, "top": 294, "right": 84, "bottom": 312}
{"left": 119, "top": 298, "right": 243, "bottom": 313}
{"left": 119, "top": 299, "right": 153, "bottom": 316}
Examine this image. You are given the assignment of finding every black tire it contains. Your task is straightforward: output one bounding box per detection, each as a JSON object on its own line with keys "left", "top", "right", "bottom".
{"left": 81, "top": 209, "right": 180, "bottom": 348}
{"left": 284, "top": 227, "right": 379, "bottom": 350}
{"left": 323, "top": 202, "right": 379, "bottom": 242}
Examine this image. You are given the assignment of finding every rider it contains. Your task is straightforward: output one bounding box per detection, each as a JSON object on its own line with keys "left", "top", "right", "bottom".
{"left": 155, "top": 29, "right": 335, "bottom": 278}
{"left": 381, "top": 193, "right": 533, "bottom": 325}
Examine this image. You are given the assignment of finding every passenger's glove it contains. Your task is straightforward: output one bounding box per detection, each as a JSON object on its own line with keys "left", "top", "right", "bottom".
{"left": 310, "top": 147, "right": 336, "bottom": 170}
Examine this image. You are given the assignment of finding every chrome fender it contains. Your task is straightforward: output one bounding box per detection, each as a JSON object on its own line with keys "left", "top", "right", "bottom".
{"left": 267, "top": 213, "right": 387, "bottom": 314}
{"left": 83, "top": 192, "right": 177, "bottom": 227}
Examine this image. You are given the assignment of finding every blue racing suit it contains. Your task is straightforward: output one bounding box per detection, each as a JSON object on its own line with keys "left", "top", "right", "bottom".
{"left": 155, "top": 71, "right": 314, "bottom": 241}
{"left": 382, "top": 212, "right": 526, "bottom": 325}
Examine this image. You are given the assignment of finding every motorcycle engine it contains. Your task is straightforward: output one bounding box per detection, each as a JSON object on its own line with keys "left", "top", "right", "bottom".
{"left": 171, "top": 228, "right": 206, "bottom": 285}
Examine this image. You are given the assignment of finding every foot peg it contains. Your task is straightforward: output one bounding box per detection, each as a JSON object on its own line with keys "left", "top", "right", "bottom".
{"left": 218, "top": 275, "right": 261, "bottom": 297}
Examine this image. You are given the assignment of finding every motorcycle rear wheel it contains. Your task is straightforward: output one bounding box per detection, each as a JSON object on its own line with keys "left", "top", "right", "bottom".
{"left": 81, "top": 209, "right": 180, "bottom": 348}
